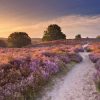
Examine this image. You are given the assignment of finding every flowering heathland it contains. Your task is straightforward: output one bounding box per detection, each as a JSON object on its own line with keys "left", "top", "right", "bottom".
{"left": 0, "top": 45, "right": 82, "bottom": 99}
{"left": 86, "top": 42, "right": 100, "bottom": 53}
{"left": 89, "top": 42, "right": 100, "bottom": 92}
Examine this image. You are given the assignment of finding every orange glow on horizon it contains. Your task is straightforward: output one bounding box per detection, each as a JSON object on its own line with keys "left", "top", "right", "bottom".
{"left": 0, "top": 15, "right": 100, "bottom": 38}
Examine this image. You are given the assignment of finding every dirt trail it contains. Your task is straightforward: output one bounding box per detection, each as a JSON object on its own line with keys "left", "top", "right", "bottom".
{"left": 36, "top": 52, "right": 99, "bottom": 100}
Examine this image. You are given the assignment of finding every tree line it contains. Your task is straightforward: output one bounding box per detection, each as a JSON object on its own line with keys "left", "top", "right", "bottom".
{"left": 0, "top": 24, "right": 100, "bottom": 48}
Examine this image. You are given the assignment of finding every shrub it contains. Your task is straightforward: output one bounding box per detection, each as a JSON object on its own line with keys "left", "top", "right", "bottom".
{"left": 89, "top": 53, "right": 100, "bottom": 63}
{"left": 8, "top": 32, "right": 31, "bottom": 48}
{"left": 0, "top": 45, "right": 83, "bottom": 99}
{"left": 68, "top": 53, "right": 82, "bottom": 63}
{"left": 75, "top": 34, "right": 82, "bottom": 39}
{"left": 0, "top": 39, "right": 7, "bottom": 47}
{"left": 95, "top": 59, "right": 100, "bottom": 70}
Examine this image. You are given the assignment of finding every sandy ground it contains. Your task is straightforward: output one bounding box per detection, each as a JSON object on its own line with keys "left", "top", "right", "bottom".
{"left": 36, "top": 52, "right": 100, "bottom": 100}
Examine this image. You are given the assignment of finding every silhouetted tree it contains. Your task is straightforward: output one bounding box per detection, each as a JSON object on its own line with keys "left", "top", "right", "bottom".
{"left": 8, "top": 32, "right": 31, "bottom": 48}
{"left": 75, "top": 34, "right": 82, "bottom": 39}
{"left": 42, "top": 24, "right": 66, "bottom": 41}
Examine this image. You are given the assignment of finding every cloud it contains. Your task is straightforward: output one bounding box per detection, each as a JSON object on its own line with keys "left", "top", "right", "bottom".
{"left": 0, "top": 0, "right": 100, "bottom": 21}
{"left": 0, "top": 15, "right": 100, "bottom": 38}
{"left": 17, "top": 15, "right": 100, "bottom": 38}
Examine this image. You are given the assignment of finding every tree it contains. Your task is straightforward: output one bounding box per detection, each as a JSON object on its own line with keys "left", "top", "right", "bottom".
{"left": 96, "top": 35, "right": 100, "bottom": 39}
{"left": 42, "top": 24, "right": 66, "bottom": 41}
{"left": 75, "top": 34, "right": 82, "bottom": 39}
{"left": 8, "top": 32, "right": 31, "bottom": 48}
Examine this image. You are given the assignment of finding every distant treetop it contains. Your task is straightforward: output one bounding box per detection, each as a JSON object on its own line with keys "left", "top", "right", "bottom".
{"left": 75, "top": 34, "right": 82, "bottom": 39}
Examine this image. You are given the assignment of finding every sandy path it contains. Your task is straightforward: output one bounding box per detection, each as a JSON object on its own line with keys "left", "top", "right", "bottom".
{"left": 37, "top": 52, "right": 100, "bottom": 100}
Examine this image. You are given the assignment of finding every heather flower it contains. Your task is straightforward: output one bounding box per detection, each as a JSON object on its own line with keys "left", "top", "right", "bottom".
{"left": 89, "top": 53, "right": 100, "bottom": 63}
{"left": 29, "top": 59, "right": 40, "bottom": 72}
{"left": 0, "top": 44, "right": 83, "bottom": 99}
{"left": 44, "top": 60, "right": 59, "bottom": 74}
{"left": 41, "top": 70, "right": 49, "bottom": 79}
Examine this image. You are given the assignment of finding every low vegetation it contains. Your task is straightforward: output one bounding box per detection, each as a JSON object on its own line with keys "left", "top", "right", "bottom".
{"left": 0, "top": 44, "right": 82, "bottom": 99}
{"left": 0, "top": 39, "right": 7, "bottom": 47}
{"left": 89, "top": 42, "right": 100, "bottom": 92}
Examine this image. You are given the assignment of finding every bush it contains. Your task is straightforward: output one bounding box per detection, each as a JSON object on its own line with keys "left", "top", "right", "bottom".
{"left": 68, "top": 53, "right": 83, "bottom": 63}
{"left": 95, "top": 59, "right": 100, "bottom": 70}
{"left": 89, "top": 53, "right": 100, "bottom": 63}
{"left": 0, "top": 45, "right": 83, "bottom": 99}
{"left": 75, "top": 34, "right": 81, "bottom": 39}
{"left": 0, "top": 40, "right": 7, "bottom": 47}
{"left": 8, "top": 32, "right": 31, "bottom": 48}
{"left": 42, "top": 24, "right": 66, "bottom": 41}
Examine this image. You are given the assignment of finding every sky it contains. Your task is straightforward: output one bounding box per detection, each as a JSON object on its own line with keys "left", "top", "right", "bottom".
{"left": 0, "top": 0, "right": 100, "bottom": 38}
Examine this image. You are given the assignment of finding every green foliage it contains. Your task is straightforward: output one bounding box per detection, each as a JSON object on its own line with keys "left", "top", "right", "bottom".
{"left": 75, "top": 34, "right": 82, "bottom": 39}
{"left": 96, "top": 81, "right": 100, "bottom": 92}
{"left": 22, "top": 86, "right": 35, "bottom": 100}
{"left": 42, "top": 24, "right": 66, "bottom": 41}
{"left": 8, "top": 32, "right": 31, "bottom": 48}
